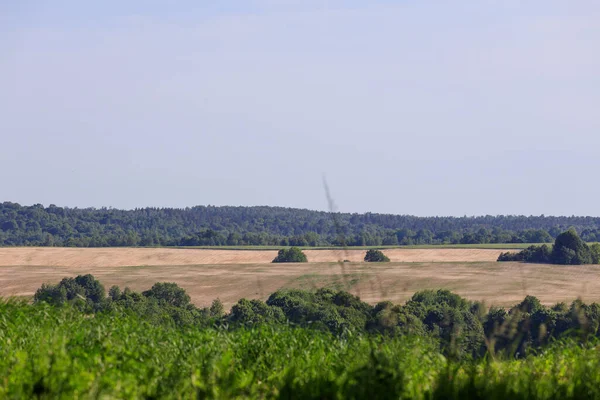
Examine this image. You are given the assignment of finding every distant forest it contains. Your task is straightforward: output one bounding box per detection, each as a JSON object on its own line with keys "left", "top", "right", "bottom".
{"left": 2, "top": 202, "right": 600, "bottom": 247}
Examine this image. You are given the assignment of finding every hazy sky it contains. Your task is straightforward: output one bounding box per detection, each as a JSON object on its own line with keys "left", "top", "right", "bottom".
{"left": 2, "top": 1, "right": 599, "bottom": 216}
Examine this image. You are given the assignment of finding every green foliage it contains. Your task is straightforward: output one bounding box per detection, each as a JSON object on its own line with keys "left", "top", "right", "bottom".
{"left": 229, "top": 298, "right": 285, "bottom": 325}
{"left": 3, "top": 202, "right": 600, "bottom": 247}
{"left": 497, "top": 251, "right": 522, "bottom": 262}
{"left": 498, "top": 244, "right": 552, "bottom": 263}
{"left": 265, "top": 288, "right": 373, "bottom": 335}
{"left": 142, "top": 282, "right": 191, "bottom": 308}
{"left": 591, "top": 243, "right": 600, "bottom": 264}
{"left": 516, "top": 295, "right": 543, "bottom": 314}
{"left": 209, "top": 298, "right": 225, "bottom": 318}
{"left": 4, "top": 300, "right": 600, "bottom": 398}
{"left": 364, "top": 249, "right": 390, "bottom": 262}
{"left": 13, "top": 274, "right": 600, "bottom": 399}
{"left": 108, "top": 285, "right": 121, "bottom": 300}
{"left": 272, "top": 247, "right": 308, "bottom": 263}
{"left": 498, "top": 229, "right": 594, "bottom": 265}
{"left": 33, "top": 283, "right": 67, "bottom": 306}
{"left": 27, "top": 274, "right": 600, "bottom": 365}
{"left": 73, "top": 274, "right": 106, "bottom": 303}
{"left": 34, "top": 274, "right": 105, "bottom": 306}
{"left": 410, "top": 289, "right": 470, "bottom": 310}
{"left": 408, "top": 290, "right": 485, "bottom": 358}
{"left": 552, "top": 229, "right": 592, "bottom": 265}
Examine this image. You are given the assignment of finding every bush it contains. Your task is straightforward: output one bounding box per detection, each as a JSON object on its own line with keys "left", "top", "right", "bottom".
{"left": 552, "top": 229, "right": 592, "bottom": 265}
{"left": 272, "top": 247, "right": 308, "bottom": 263}
{"left": 515, "top": 295, "right": 543, "bottom": 314}
{"left": 522, "top": 244, "right": 552, "bottom": 263}
{"left": 265, "top": 288, "right": 372, "bottom": 335}
{"left": 410, "top": 289, "right": 469, "bottom": 310}
{"left": 364, "top": 249, "right": 390, "bottom": 262}
{"left": 108, "top": 285, "right": 121, "bottom": 300}
{"left": 229, "top": 298, "right": 285, "bottom": 325}
{"left": 497, "top": 251, "right": 523, "bottom": 262}
{"left": 34, "top": 274, "right": 105, "bottom": 306}
{"left": 31, "top": 274, "right": 600, "bottom": 361}
{"left": 33, "top": 283, "right": 67, "bottom": 306}
{"left": 210, "top": 298, "right": 225, "bottom": 317}
{"left": 498, "top": 230, "right": 592, "bottom": 265}
{"left": 142, "top": 282, "right": 191, "bottom": 308}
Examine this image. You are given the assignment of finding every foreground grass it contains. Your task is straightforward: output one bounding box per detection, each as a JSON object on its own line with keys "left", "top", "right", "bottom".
{"left": 2, "top": 300, "right": 600, "bottom": 399}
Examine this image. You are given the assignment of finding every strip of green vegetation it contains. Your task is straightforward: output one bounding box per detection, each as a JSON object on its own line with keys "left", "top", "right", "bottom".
{"left": 6, "top": 202, "right": 600, "bottom": 248}
{"left": 35, "top": 275, "right": 600, "bottom": 358}
{"left": 10, "top": 274, "right": 600, "bottom": 398}
{"left": 167, "top": 243, "right": 542, "bottom": 251}
{"left": 2, "top": 300, "right": 600, "bottom": 399}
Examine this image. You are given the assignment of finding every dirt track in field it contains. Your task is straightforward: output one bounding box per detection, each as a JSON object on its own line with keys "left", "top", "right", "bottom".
{"left": 0, "top": 247, "right": 505, "bottom": 267}
{"left": 1, "top": 247, "right": 598, "bottom": 309}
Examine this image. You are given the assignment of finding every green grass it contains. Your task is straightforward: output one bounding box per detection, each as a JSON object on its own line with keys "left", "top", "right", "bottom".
{"left": 3, "top": 300, "right": 600, "bottom": 399}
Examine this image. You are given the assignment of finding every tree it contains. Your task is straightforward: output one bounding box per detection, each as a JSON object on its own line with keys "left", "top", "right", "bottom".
{"left": 519, "top": 244, "right": 552, "bottom": 263}
{"left": 498, "top": 230, "right": 593, "bottom": 265}
{"left": 272, "top": 247, "right": 308, "bottom": 263}
{"left": 590, "top": 243, "right": 600, "bottom": 264}
{"left": 229, "top": 298, "right": 284, "bottom": 325}
{"left": 364, "top": 249, "right": 390, "bottom": 262}
{"left": 551, "top": 229, "right": 592, "bottom": 265}
{"left": 33, "top": 274, "right": 105, "bottom": 305}
{"left": 142, "top": 282, "right": 191, "bottom": 308}
{"left": 6, "top": 201, "right": 600, "bottom": 248}
{"left": 209, "top": 298, "right": 225, "bottom": 317}
{"left": 74, "top": 274, "right": 106, "bottom": 303}
{"left": 515, "top": 295, "right": 543, "bottom": 314}
{"left": 34, "top": 283, "right": 67, "bottom": 306}
{"left": 108, "top": 285, "right": 122, "bottom": 301}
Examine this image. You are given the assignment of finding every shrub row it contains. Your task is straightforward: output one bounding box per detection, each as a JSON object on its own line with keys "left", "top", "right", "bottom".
{"left": 498, "top": 229, "right": 600, "bottom": 265}
{"left": 34, "top": 274, "right": 600, "bottom": 360}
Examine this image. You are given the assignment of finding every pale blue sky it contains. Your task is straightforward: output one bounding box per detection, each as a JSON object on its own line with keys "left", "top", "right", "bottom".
{"left": 1, "top": 1, "right": 599, "bottom": 216}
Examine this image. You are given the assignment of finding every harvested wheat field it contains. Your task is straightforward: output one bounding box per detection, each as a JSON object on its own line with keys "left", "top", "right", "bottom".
{"left": 1, "top": 247, "right": 600, "bottom": 308}
{"left": 0, "top": 247, "right": 505, "bottom": 267}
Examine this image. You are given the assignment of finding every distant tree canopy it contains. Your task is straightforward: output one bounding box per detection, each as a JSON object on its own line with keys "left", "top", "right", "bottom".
{"left": 272, "top": 247, "right": 308, "bottom": 263}
{"left": 3, "top": 202, "right": 600, "bottom": 247}
{"left": 498, "top": 229, "right": 599, "bottom": 265}
{"left": 364, "top": 249, "right": 390, "bottom": 262}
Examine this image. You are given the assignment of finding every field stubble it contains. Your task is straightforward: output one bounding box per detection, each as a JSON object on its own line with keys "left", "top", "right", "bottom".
{"left": 0, "top": 247, "right": 598, "bottom": 308}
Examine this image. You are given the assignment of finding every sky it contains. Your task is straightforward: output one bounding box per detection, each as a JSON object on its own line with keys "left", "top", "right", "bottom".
{"left": 1, "top": 1, "right": 599, "bottom": 216}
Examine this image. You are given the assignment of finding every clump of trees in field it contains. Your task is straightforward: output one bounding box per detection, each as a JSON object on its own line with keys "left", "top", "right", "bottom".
{"left": 32, "top": 274, "right": 600, "bottom": 360}
{"left": 498, "top": 229, "right": 600, "bottom": 265}
{"left": 364, "top": 249, "right": 390, "bottom": 262}
{"left": 34, "top": 274, "right": 106, "bottom": 306}
{"left": 272, "top": 247, "right": 308, "bottom": 263}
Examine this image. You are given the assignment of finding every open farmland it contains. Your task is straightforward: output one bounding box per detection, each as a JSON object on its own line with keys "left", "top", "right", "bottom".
{"left": 0, "top": 246, "right": 507, "bottom": 267}
{"left": 0, "top": 247, "right": 598, "bottom": 308}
